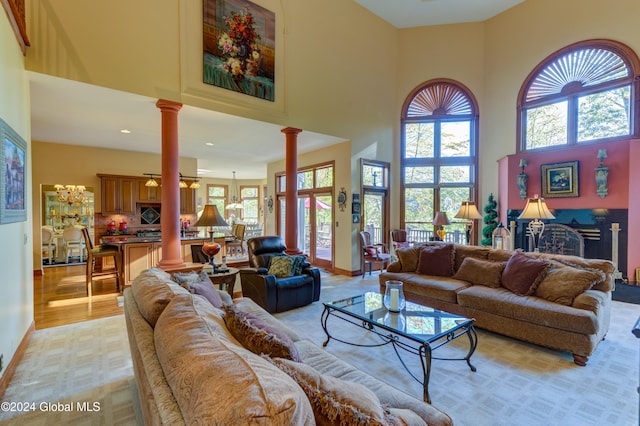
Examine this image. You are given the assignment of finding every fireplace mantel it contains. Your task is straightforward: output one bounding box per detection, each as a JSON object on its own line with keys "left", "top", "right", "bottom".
{"left": 507, "top": 208, "right": 628, "bottom": 280}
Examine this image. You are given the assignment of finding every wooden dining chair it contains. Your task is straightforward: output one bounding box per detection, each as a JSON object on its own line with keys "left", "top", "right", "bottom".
{"left": 226, "top": 224, "right": 246, "bottom": 256}
{"left": 82, "top": 227, "right": 122, "bottom": 296}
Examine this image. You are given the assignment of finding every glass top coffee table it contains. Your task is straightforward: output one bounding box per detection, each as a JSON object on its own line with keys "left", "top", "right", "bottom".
{"left": 321, "top": 292, "right": 477, "bottom": 403}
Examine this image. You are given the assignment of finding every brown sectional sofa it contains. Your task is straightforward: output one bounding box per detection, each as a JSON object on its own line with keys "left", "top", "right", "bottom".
{"left": 380, "top": 243, "right": 615, "bottom": 366}
{"left": 124, "top": 268, "right": 453, "bottom": 425}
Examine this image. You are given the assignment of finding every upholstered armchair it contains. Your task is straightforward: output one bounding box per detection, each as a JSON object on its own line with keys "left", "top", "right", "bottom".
{"left": 240, "top": 236, "right": 321, "bottom": 313}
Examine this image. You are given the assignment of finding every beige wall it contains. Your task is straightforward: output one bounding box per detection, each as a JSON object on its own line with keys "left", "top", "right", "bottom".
{"left": 0, "top": 11, "right": 33, "bottom": 383}
{"left": 267, "top": 141, "right": 352, "bottom": 272}
{"left": 14, "top": 0, "right": 640, "bottom": 281}
{"left": 31, "top": 141, "right": 197, "bottom": 267}
{"left": 396, "top": 0, "right": 640, "bottom": 219}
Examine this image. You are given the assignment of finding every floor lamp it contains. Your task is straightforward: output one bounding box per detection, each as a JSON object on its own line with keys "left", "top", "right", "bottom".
{"left": 517, "top": 195, "right": 555, "bottom": 252}
{"left": 454, "top": 201, "right": 482, "bottom": 245}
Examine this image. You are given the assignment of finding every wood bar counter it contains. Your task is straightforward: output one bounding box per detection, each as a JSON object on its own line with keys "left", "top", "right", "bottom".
{"left": 101, "top": 236, "right": 209, "bottom": 286}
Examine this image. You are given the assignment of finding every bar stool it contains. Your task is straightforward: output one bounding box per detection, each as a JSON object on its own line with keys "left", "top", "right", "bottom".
{"left": 81, "top": 228, "right": 122, "bottom": 296}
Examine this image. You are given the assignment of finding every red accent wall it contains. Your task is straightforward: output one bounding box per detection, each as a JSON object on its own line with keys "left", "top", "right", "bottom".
{"left": 505, "top": 139, "right": 629, "bottom": 210}
{"left": 627, "top": 140, "right": 640, "bottom": 281}
{"left": 498, "top": 138, "right": 638, "bottom": 281}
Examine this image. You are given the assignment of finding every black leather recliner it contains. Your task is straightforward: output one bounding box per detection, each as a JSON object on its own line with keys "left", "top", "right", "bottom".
{"left": 240, "top": 236, "right": 321, "bottom": 313}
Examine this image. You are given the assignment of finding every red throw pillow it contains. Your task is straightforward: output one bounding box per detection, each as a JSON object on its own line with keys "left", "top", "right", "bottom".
{"left": 501, "top": 251, "right": 550, "bottom": 296}
{"left": 416, "top": 244, "right": 454, "bottom": 277}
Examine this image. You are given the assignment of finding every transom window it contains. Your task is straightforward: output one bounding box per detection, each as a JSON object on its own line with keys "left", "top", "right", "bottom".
{"left": 519, "top": 39, "right": 640, "bottom": 151}
{"left": 401, "top": 79, "right": 479, "bottom": 243}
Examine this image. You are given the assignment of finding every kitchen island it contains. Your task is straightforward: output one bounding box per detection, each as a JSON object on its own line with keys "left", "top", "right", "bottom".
{"left": 101, "top": 235, "right": 211, "bottom": 286}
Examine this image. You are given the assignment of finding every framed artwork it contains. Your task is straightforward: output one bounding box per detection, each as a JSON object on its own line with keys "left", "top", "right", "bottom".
{"left": 1, "top": 118, "right": 27, "bottom": 223}
{"left": 541, "top": 161, "right": 579, "bottom": 198}
{"left": 202, "top": 0, "right": 276, "bottom": 101}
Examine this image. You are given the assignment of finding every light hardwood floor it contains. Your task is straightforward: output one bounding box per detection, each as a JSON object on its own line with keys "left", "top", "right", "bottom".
{"left": 34, "top": 264, "right": 123, "bottom": 330}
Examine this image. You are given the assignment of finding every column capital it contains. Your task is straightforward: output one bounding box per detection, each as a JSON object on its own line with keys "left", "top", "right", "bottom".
{"left": 156, "top": 99, "right": 183, "bottom": 112}
{"left": 281, "top": 127, "right": 302, "bottom": 136}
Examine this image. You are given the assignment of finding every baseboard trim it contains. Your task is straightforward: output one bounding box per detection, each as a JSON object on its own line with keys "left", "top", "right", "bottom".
{"left": 0, "top": 321, "right": 35, "bottom": 399}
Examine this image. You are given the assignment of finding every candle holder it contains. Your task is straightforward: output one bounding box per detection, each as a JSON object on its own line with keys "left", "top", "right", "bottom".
{"left": 517, "top": 159, "right": 528, "bottom": 200}
{"left": 595, "top": 149, "right": 608, "bottom": 198}
{"left": 384, "top": 280, "right": 406, "bottom": 313}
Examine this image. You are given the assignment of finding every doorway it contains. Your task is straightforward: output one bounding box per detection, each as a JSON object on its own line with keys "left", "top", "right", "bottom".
{"left": 299, "top": 193, "right": 333, "bottom": 269}
{"left": 41, "top": 184, "right": 94, "bottom": 268}
{"left": 363, "top": 191, "right": 387, "bottom": 245}
{"left": 361, "top": 160, "right": 390, "bottom": 247}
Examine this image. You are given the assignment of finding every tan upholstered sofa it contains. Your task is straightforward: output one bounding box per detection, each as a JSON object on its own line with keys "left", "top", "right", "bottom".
{"left": 380, "top": 243, "right": 615, "bottom": 366}
{"left": 124, "top": 268, "right": 453, "bottom": 425}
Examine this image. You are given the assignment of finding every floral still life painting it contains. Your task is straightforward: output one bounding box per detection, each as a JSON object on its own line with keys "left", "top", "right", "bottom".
{"left": 203, "top": 0, "right": 275, "bottom": 101}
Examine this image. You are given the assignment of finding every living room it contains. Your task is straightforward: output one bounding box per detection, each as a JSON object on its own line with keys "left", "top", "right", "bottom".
{"left": 2, "top": 0, "right": 640, "bottom": 424}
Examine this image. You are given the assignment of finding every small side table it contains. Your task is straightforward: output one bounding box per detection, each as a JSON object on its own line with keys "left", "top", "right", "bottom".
{"left": 207, "top": 267, "right": 239, "bottom": 297}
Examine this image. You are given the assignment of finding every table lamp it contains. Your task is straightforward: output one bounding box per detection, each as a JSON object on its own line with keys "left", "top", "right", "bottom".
{"left": 432, "top": 211, "right": 450, "bottom": 241}
{"left": 454, "top": 201, "right": 482, "bottom": 245}
{"left": 195, "top": 205, "right": 229, "bottom": 270}
{"left": 517, "top": 195, "right": 555, "bottom": 252}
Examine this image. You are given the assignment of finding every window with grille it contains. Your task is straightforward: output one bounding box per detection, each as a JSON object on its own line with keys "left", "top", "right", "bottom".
{"left": 206, "top": 184, "right": 227, "bottom": 216}
{"left": 401, "top": 79, "right": 479, "bottom": 242}
{"left": 518, "top": 40, "right": 640, "bottom": 151}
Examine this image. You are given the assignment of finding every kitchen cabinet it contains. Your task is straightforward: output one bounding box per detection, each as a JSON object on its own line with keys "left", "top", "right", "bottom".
{"left": 116, "top": 239, "right": 206, "bottom": 285}
{"left": 137, "top": 179, "right": 162, "bottom": 202}
{"left": 124, "top": 243, "right": 156, "bottom": 285}
{"left": 100, "top": 175, "right": 136, "bottom": 215}
{"left": 180, "top": 186, "right": 196, "bottom": 214}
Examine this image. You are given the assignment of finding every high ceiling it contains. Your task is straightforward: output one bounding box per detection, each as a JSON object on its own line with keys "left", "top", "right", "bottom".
{"left": 353, "top": 0, "right": 524, "bottom": 28}
{"left": 29, "top": 1, "right": 524, "bottom": 180}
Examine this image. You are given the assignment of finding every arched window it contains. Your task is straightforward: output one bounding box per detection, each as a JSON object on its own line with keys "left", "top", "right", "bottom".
{"left": 518, "top": 39, "right": 640, "bottom": 151}
{"left": 401, "top": 79, "right": 479, "bottom": 243}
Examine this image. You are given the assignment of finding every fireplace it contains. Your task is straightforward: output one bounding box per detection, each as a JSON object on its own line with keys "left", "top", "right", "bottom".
{"left": 507, "top": 209, "right": 628, "bottom": 280}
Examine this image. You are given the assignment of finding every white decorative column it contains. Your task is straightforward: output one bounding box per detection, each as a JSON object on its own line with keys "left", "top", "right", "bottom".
{"left": 611, "top": 223, "right": 623, "bottom": 280}
{"left": 509, "top": 221, "right": 516, "bottom": 251}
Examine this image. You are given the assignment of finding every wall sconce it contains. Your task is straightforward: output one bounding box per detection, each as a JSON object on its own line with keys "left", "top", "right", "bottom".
{"left": 595, "top": 149, "right": 608, "bottom": 198}
{"left": 517, "top": 158, "right": 528, "bottom": 199}
{"left": 267, "top": 196, "right": 274, "bottom": 213}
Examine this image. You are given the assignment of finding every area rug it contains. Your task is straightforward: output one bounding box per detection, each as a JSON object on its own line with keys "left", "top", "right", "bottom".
{"left": 1, "top": 273, "right": 638, "bottom": 425}
{"left": 275, "top": 273, "right": 640, "bottom": 426}
{"left": 0, "top": 316, "right": 140, "bottom": 425}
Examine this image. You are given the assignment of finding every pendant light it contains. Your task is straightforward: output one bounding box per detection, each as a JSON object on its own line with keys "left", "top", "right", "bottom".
{"left": 225, "top": 171, "right": 243, "bottom": 210}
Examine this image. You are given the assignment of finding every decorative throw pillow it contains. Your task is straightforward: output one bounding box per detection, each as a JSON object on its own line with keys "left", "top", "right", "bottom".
{"left": 453, "top": 257, "right": 506, "bottom": 288}
{"left": 171, "top": 270, "right": 225, "bottom": 308}
{"left": 189, "top": 280, "right": 225, "bottom": 308}
{"left": 501, "top": 252, "right": 550, "bottom": 296}
{"left": 267, "top": 357, "right": 402, "bottom": 426}
{"left": 223, "top": 305, "right": 302, "bottom": 362}
{"left": 453, "top": 245, "right": 490, "bottom": 272}
{"left": 396, "top": 247, "right": 420, "bottom": 272}
{"left": 291, "top": 255, "right": 306, "bottom": 276}
{"left": 268, "top": 255, "right": 294, "bottom": 278}
{"left": 416, "top": 244, "right": 454, "bottom": 277}
{"left": 365, "top": 246, "right": 376, "bottom": 256}
{"left": 535, "top": 264, "right": 605, "bottom": 306}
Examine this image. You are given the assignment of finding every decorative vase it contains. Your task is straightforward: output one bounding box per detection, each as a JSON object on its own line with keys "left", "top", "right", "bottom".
{"left": 384, "top": 280, "right": 406, "bottom": 313}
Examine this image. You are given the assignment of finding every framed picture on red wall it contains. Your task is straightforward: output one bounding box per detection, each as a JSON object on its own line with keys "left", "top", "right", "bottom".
{"left": 541, "top": 161, "right": 579, "bottom": 198}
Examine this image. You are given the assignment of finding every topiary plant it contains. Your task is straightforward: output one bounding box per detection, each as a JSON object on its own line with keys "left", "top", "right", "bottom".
{"left": 481, "top": 193, "right": 498, "bottom": 246}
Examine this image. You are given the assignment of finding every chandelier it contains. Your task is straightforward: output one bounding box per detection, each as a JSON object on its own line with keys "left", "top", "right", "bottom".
{"left": 54, "top": 184, "right": 86, "bottom": 205}
{"left": 225, "top": 171, "right": 243, "bottom": 210}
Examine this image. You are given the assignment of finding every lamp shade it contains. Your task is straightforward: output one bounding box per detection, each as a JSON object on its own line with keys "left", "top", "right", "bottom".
{"left": 517, "top": 196, "right": 555, "bottom": 220}
{"left": 432, "top": 211, "right": 450, "bottom": 226}
{"left": 454, "top": 202, "right": 482, "bottom": 220}
{"left": 194, "top": 205, "right": 229, "bottom": 228}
